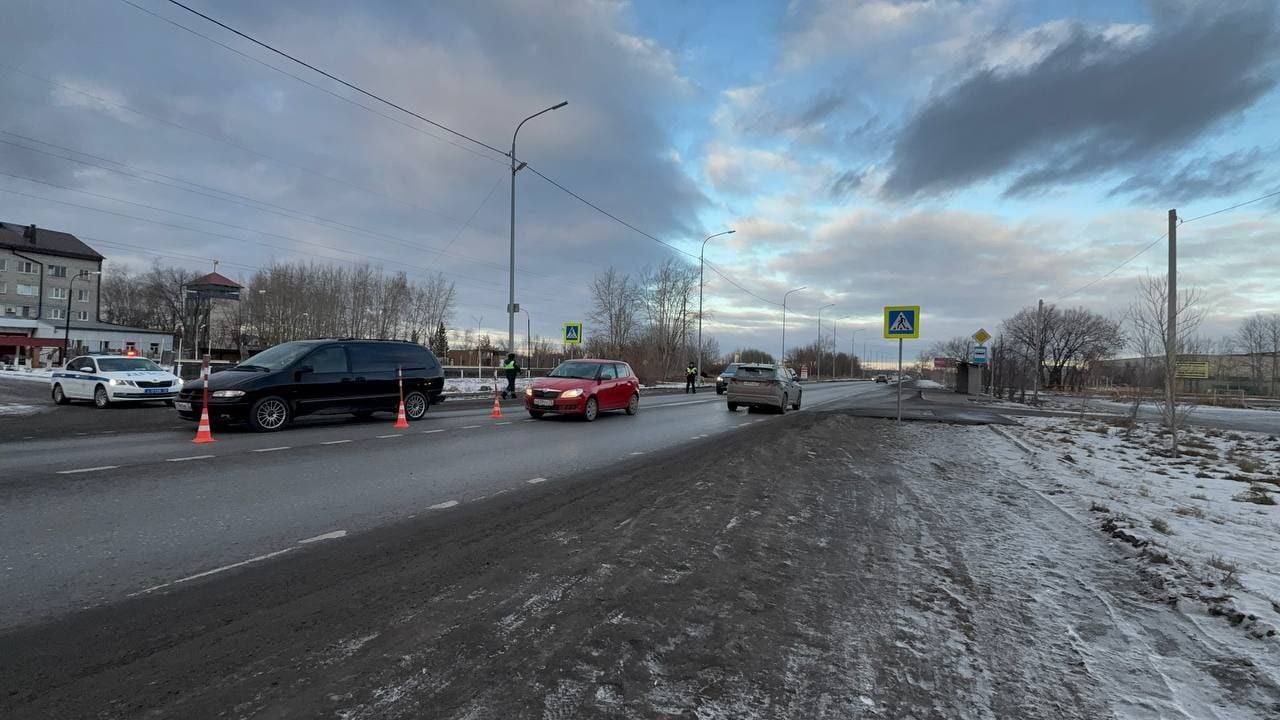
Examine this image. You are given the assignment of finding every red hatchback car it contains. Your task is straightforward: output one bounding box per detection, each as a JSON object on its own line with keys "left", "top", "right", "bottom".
{"left": 525, "top": 359, "right": 640, "bottom": 421}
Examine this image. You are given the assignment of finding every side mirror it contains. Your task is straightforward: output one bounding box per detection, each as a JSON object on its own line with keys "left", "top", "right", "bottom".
{"left": 295, "top": 365, "right": 314, "bottom": 379}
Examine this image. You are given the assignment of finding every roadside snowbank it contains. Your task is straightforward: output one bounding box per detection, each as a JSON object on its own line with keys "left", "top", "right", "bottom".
{"left": 996, "top": 416, "right": 1280, "bottom": 641}
{"left": 0, "top": 368, "right": 53, "bottom": 384}
{"left": 915, "top": 379, "right": 946, "bottom": 389}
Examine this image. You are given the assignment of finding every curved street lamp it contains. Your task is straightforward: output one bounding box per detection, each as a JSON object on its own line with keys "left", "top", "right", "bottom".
{"left": 508, "top": 100, "right": 568, "bottom": 359}
{"left": 780, "top": 286, "right": 806, "bottom": 364}
{"left": 696, "top": 229, "right": 735, "bottom": 382}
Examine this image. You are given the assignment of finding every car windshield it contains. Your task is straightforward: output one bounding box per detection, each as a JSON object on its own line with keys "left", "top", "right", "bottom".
{"left": 237, "top": 342, "right": 314, "bottom": 371}
{"left": 721, "top": 364, "right": 740, "bottom": 376}
{"left": 549, "top": 361, "right": 600, "bottom": 379}
{"left": 96, "top": 357, "right": 163, "bottom": 372}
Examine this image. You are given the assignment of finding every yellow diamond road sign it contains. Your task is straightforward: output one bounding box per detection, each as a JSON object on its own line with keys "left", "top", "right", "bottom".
{"left": 973, "top": 328, "right": 991, "bottom": 344}
{"left": 883, "top": 306, "right": 920, "bottom": 339}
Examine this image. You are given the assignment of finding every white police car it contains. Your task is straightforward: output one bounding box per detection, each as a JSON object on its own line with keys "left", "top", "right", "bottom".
{"left": 51, "top": 354, "right": 182, "bottom": 408}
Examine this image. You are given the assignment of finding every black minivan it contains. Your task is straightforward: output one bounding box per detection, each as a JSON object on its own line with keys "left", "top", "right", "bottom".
{"left": 175, "top": 339, "right": 445, "bottom": 432}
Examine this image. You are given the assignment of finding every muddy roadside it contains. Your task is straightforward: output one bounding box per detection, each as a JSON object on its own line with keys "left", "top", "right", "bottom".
{"left": 4, "top": 411, "right": 1277, "bottom": 719}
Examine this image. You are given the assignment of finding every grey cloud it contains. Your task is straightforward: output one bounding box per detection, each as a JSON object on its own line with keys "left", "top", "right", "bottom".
{"left": 829, "top": 169, "right": 864, "bottom": 197}
{"left": 0, "top": 0, "right": 706, "bottom": 338}
{"left": 882, "top": 3, "right": 1280, "bottom": 199}
{"left": 1108, "top": 149, "right": 1267, "bottom": 204}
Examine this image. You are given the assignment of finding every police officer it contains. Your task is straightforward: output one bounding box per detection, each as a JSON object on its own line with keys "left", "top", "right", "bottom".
{"left": 502, "top": 353, "right": 520, "bottom": 399}
{"left": 685, "top": 360, "right": 698, "bottom": 394}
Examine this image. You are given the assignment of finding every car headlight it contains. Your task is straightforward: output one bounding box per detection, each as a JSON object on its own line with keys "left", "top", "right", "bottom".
{"left": 717, "top": 376, "right": 724, "bottom": 382}
{"left": 524, "top": 387, "right": 533, "bottom": 396}
{"left": 561, "top": 388, "right": 584, "bottom": 399}
{"left": 108, "top": 378, "right": 136, "bottom": 387}
{"left": 211, "top": 390, "right": 246, "bottom": 399}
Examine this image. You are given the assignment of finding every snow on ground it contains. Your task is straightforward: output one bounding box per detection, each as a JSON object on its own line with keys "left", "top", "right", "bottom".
{"left": 0, "top": 368, "right": 53, "bottom": 384}
{"left": 995, "top": 415, "right": 1280, "bottom": 645}
{"left": 0, "top": 403, "right": 41, "bottom": 416}
{"left": 915, "top": 379, "right": 946, "bottom": 389}
{"left": 441, "top": 377, "right": 533, "bottom": 395}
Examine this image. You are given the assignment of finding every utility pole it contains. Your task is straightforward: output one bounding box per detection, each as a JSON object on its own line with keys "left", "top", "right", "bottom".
{"left": 697, "top": 230, "right": 734, "bottom": 385}
{"left": 1032, "top": 298, "right": 1043, "bottom": 404}
{"left": 816, "top": 304, "right": 833, "bottom": 381}
{"left": 781, "top": 287, "right": 806, "bottom": 366}
{"left": 1167, "top": 208, "right": 1178, "bottom": 456}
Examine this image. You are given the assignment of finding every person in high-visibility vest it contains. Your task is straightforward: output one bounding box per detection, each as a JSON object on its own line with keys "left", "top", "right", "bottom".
{"left": 501, "top": 353, "right": 520, "bottom": 399}
{"left": 685, "top": 361, "right": 698, "bottom": 394}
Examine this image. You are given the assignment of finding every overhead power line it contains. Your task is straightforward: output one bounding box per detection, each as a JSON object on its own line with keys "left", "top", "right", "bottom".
{"left": 524, "top": 164, "right": 782, "bottom": 308}
{"left": 1052, "top": 188, "right": 1280, "bottom": 303}
{"left": 140, "top": 0, "right": 508, "bottom": 159}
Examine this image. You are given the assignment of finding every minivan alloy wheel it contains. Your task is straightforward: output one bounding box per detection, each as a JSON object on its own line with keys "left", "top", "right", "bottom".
{"left": 404, "top": 391, "right": 429, "bottom": 420}
{"left": 252, "top": 397, "right": 289, "bottom": 431}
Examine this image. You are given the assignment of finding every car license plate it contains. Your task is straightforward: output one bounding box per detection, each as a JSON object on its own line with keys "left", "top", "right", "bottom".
{"left": 175, "top": 401, "right": 192, "bottom": 411}
{"left": 534, "top": 399, "right": 554, "bottom": 407}
{"left": 742, "top": 381, "right": 761, "bottom": 386}
{"left": 144, "top": 388, "right": 168, "bottom": 394}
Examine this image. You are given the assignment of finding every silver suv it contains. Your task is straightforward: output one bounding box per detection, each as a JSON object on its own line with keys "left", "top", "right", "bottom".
{"left": 726, "top": 363, "right": 802, "bottom": 413}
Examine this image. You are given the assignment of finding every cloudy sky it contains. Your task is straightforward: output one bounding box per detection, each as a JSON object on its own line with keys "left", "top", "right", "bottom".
{"left": 4, "top": 0, "right": 1278, "bottom": 364}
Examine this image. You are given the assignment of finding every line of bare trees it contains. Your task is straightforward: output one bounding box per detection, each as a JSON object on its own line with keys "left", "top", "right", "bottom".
{"left": 1234, "top": 312, "right": 1280, "bottom": 396}
{"left": 100, "top": 260, "right": 456, "bottom": 357}
{"left": 587, "top": 259, "right": 713, "bottom": 381}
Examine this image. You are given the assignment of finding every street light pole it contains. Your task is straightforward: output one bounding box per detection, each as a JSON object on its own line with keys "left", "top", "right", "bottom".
{"left": 508, "top": 100, "right": 568, "bottom": 361}
{"left": 62, "top": 270, "right": 100, "bottom": 363}
{"left": 816, "top": 303, "right": 834, "bottom": 380}
{"left": 472, "top": 314, "right": 484, "bottom": 379}
{"left": 697, "top": 229, "right": 735, "bottom": 384}
{"left": 781, "top": 287, "right": 806, "bottom": 365}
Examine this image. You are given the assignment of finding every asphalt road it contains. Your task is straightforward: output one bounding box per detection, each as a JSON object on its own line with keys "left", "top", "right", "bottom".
{"left": 0, "top": 380, "right": 879, "bottom": 630}
{"left": 8, "top": 405, "right": 1276, "bottom": 719}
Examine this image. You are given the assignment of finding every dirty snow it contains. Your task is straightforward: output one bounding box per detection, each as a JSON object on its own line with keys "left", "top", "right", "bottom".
{"left": 0, "top": 403, "right": 42, "bottom": 416}
{"left": 0, "top": 368, "right": 53, "bottom": 384}
{"left": 915, "top": 379, "right": 946, "bottom": 389}
{"left": 992, "top": 415, "right": 1280, "bottom": 658}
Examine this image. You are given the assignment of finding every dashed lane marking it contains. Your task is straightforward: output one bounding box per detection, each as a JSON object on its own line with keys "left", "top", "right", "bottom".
{"left": 428, "top": 500, "right": 459, "bottom": 510}
{"left": 376, "top": 434, "right": 402, "bottom": 439}
{"left": 527, "top": 477, "right": 548, "bottom": 484}
{"left": 421, "top": 429, "right": 445, "bottom": 434}
{"left": 630, "top": 451, "right": 646, "bottom": 455}
{"left": 495, "top": 421, "right": 512, "bottom": 426}
{"left": 461, "top": 425, "right": 481, "bottom": 429}
{"left": 56, "top": 465, "right": 119, "bottom": 475}
{"left": 165, "top": 454, "right": 214, "bottom": 462}
{"left": 321, "top": 439, "right": 352, "bottom": 445}
{"left": 252, "top": 446, "right": 291, "bottom": 453}
{"left": 298, "top": 530, "right": 347, "bottom": 544}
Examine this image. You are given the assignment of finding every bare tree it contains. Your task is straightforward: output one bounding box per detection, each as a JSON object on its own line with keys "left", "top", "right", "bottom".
{"left": 1128, "top": 273, "right": 1205, "bottom": 455}
{"left": 928, "top": 336, "right": 974, "bottom": 362}
{"left": 732, "top": 348, "right": 775, "bottom": 364}
{"left": 587, "top": 267, "right": 642, "bottom": 359}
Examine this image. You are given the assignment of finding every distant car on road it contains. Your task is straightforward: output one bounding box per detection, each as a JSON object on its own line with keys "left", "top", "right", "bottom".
{"left": 726, "top": 363, "right": 801, "bottom": 414}
{"left": 52, "top": 354, "right": 182, "bottom": 408}
{"left": 875, "top": 374, "right": 888, "bottom": 383}
{"left": 525, "top": 359, "right": 639, "bottom": 421}
{"left": 176, "top": 339, "right": 444, "bottom": 432}
{"left": 715, "top": 363, "right": 741, "bottom": 395}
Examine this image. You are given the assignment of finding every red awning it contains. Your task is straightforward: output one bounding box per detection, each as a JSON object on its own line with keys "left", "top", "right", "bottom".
{"left": 0, "top": 337, "right": 65, "bottom": 348}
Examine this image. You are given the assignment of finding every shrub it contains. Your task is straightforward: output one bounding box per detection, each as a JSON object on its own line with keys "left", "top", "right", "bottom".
{"left": 1150, "top": 517, "right": 1172, "bottom": 534}
{"left": 1173, "top": 506, "right": 1205, "bottom": 519}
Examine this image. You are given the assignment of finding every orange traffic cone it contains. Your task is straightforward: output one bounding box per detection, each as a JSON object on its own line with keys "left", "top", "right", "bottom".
{"left": 490, "top": 391, "right": 503, "bottom": 419}
{"left": 193, "top": 406, "right": 216, "bottom": 443}
{"left": 394, "top": 399, "right": 410, "bottom": 429}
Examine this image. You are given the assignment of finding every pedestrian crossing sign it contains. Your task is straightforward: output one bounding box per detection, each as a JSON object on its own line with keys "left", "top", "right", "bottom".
{"left": 563, "top": 322, "right": 583, "bottom": 345}
{"left": 883, "top": 305, "right": 920, "bottom": 339}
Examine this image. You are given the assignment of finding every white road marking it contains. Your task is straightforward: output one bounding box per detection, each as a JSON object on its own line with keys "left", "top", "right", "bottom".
{"left": 461, "top": 425, "right": 481, "bottom": 429}
{"left": 421, "top": 429, "right": 445, "bottom": 434}
{"left": 527, "top": 477, "right": 548, "bottom": 484}
{"left": 523, "top": 419, "right": 537, "bottom": 423}
{"left": 322, "top": 439, "right": 352, "bottom": 445}
{"left": 736, "top": 422, "right": 751, "bottom": 427}
{"left": 56, "top": 465, "right": 119, "bottom": 475}
{"left": 131, "top": 547, "right": 297, "bottom": 596}
{"left": 630, "top": 451, "right": 646, "bottom": 455}
{"left": 428, "top": 500, "right": 459, "bottom": 510}
{"left": 165, "top": 454, "right": 214, "bottom": 462}
{"left": 753, "top": 419, "right": 766, "bottom": 423}
{"left": 495, "top": 421, "right": 512, "bottom": 426}
{"left": 253, "top": 446, "right": 290, "bottom": 453}
{"left": 614, "top": 518, "right": 633, "bottom": 529}
{"left": 376, "top": 434, "right": 402, "bottom": 439}
{"left": 298, "top": 530, "right": 347, "bottom": 544}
